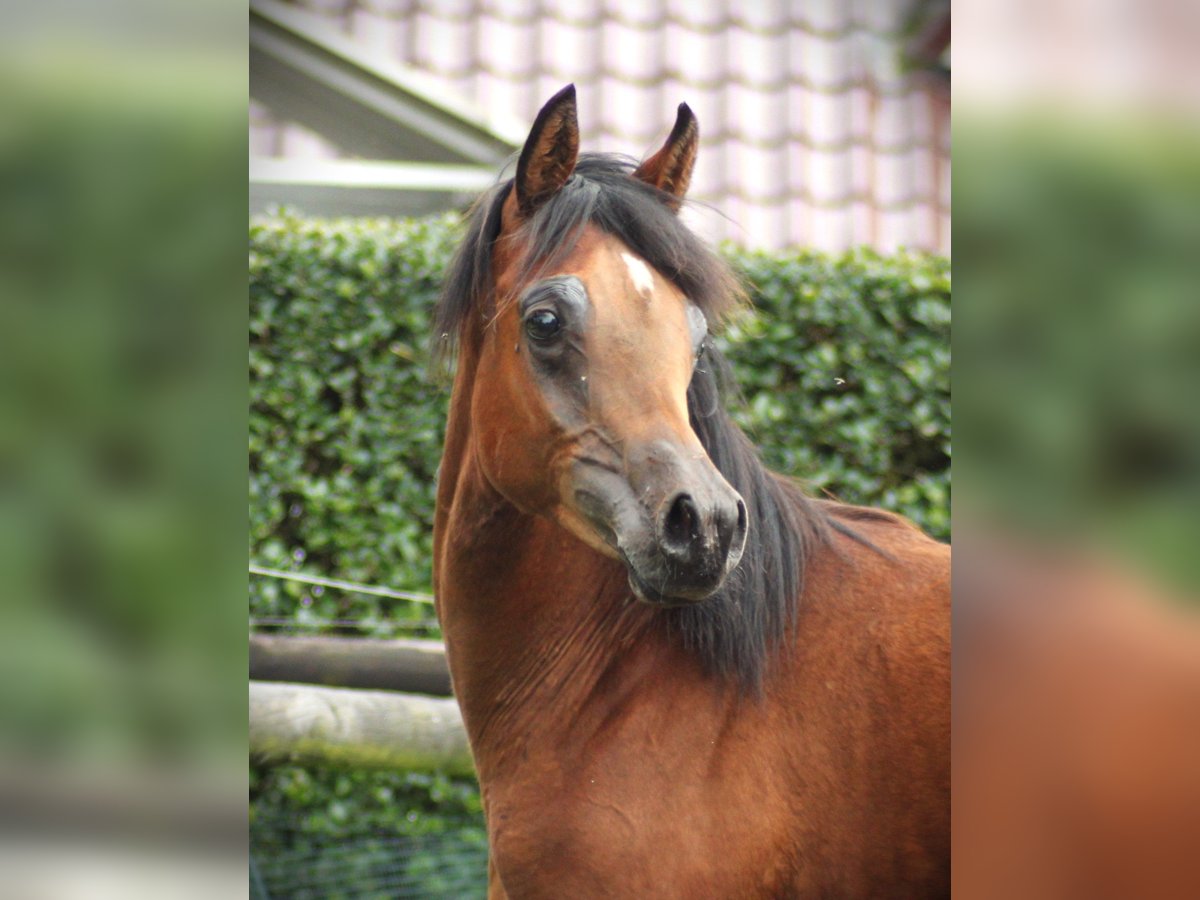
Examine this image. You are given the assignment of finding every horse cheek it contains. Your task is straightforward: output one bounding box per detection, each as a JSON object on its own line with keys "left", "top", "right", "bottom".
{"left": 472, "top": 352, "right": 560, "bottom": 515}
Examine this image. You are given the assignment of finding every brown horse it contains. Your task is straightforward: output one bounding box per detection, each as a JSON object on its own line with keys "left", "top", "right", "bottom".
{"left": 433, "top": 85, "right": 949, "bottom": 898}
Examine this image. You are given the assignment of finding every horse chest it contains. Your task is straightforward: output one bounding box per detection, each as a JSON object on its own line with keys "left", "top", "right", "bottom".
{"left": 486, "top": 786, "right": 790, "bottom": 898}
{"left": 481, "top": 725, "right": 802, "bottom": 898}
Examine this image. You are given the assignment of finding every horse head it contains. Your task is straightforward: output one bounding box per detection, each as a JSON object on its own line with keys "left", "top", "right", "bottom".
{"left": 465, "top": 85, "right": 748, "bottom": 605}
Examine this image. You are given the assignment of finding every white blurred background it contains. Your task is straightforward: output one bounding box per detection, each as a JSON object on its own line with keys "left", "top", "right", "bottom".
{"left": 249, "top": 0, "right": 951, "bottom": 253}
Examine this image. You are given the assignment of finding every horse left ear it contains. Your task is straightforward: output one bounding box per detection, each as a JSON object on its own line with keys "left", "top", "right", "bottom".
{"left": 634, "top": 103, "right": 698, "bottom": 211}
{"left": 513, "top": 84, "right": 580, "bottom": 220}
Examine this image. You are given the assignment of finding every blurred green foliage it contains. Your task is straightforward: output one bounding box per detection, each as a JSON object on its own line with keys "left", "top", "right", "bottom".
{"left": 249, "top": 213, "right": 950, "bottom": 636}
{"left": 0, "top": 51, "right": 246, "bottom": 770}
{"left": 955, "top": 115, "right": 1200, "bottom": 591}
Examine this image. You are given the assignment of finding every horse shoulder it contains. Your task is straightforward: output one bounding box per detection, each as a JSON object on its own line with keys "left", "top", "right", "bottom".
{"left": 814, "top": 508, "right": 951, "bottom": 737}
{"left": 817, "top": 505, "right": 950, "bottom": 642}
{"left": 769, "top": 508, "right": 951, "bottom": 894}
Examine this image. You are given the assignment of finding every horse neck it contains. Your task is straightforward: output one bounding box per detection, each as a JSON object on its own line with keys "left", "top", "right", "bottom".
{"left": 434, "top": 345, "right": 662, "bottom": 769}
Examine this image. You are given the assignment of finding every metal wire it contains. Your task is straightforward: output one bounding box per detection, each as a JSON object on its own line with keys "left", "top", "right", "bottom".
{"left": 248, "top": 617, "right": 443, "bottom": 634}
{"left": 249, "top": 564, "right": 436, "bottom": 605}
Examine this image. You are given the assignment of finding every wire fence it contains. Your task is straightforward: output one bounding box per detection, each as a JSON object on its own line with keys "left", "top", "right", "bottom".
{"left": 249, "top": 564, "right": 442, "bottom": 636}
{"left": 250, "top": 725, "right": 485, "bottom": 898}
{"left": 251, "top": 818, "right": 488, "bottom": 899}
{"left": 249, "top": 566, "right": 484, "bottom": 897}
{"left": 249, "top": 615, "right": 444, "bottom": 636}
{"left": 249, "top": 565, "right": 437, "bottom": 605}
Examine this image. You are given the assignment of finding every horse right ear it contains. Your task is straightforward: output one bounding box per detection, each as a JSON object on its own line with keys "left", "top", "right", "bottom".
{"left": 513, "top": 84, "right": 580, "bottom": 220}
{"left": 634, "top": 103, "right": 698, "bottom": 212}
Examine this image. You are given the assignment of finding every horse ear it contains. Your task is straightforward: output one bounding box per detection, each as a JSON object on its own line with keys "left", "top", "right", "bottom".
{"left": 513, "top": 84, "right": 580, "bottom": 219}
{"left": 634, "top": 103, "right": 698, "bottom": 211}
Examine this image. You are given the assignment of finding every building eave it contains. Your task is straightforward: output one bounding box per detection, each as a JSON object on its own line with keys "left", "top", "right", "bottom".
{"left": 249, "top": 0, "right": 520, "bottom": 166}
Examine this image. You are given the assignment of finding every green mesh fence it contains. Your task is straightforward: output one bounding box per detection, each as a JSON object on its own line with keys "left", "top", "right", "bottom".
{"left": 250, "top": 815, "right": 488, "bottom": 899}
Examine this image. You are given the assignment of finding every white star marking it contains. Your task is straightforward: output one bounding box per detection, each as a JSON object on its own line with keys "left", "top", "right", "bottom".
{"left": 621, "top": 252, "right": 655, "bottom": 301}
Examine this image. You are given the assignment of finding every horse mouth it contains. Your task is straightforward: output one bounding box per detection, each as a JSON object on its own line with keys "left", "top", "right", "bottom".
{"left": 620, "top": 550, "right": 719, "bottom": 607}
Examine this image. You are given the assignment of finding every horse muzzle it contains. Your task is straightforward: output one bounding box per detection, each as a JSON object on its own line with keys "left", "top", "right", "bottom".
{"left": 569, "top": 440, "right": 748, "bottom": 605}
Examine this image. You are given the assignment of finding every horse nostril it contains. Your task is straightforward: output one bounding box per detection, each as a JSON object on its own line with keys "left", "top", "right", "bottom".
{"left": 662, "top": 492, "right": 700, "bottom": 554}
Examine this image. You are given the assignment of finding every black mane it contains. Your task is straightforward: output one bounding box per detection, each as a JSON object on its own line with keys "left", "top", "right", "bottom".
{"left": 679, "top": 352, "right": 830, "bottom": 687}
{"left": 435, "top": 153, "right": 832, "bottom": 689}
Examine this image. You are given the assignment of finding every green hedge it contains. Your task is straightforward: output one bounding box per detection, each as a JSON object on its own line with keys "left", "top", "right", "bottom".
{"left": 726, "top": 249, "right": 950, "bottom": 534}
{"left": 250, "top": 212, "right": 949, "bottom": 633}
{"left": 250, "top": 765, "right": 487, "bottom": 898}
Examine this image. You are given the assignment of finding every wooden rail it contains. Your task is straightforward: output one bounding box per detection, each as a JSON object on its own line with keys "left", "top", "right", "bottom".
{"left": 249, "top": 681, "right": 473, "bottom": 775}
{"left": 249, "top": 634, "right": 452, "bottom": 695}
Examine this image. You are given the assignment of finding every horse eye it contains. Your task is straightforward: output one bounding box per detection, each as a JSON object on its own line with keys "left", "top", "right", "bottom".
{"left": 525, "top": 309, "right": 562, "bottom": 342}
